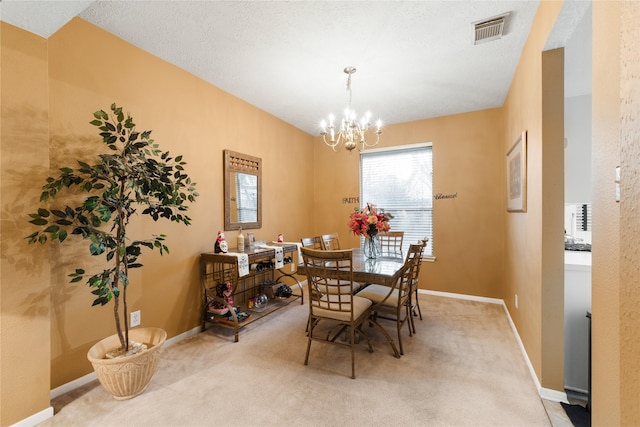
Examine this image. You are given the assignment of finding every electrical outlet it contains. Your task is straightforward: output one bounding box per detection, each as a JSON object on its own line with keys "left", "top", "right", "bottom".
{"left": 130, "top": 310, "right": 141, "bottom": 327}
{"left": 515, "top": 294, "right": 519, "bottom": 309}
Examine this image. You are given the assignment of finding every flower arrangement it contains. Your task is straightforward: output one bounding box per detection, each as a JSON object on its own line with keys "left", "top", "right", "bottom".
{"left": 348, "top": 204, "right": 393, "bottom": 238}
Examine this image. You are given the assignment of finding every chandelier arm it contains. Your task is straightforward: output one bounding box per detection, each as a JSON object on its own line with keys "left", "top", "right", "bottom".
{"left": 323, "top": 133, "right": 343, "bottom": 151}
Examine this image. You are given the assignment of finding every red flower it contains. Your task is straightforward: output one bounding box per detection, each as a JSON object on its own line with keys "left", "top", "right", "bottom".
{"left": 348, "top": 204, "right": 393, "bottom": 238}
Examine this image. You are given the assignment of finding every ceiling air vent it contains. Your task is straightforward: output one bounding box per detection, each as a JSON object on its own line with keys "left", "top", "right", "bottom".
{"left": 473, "top": 12, "right": 510, "bottom": 45}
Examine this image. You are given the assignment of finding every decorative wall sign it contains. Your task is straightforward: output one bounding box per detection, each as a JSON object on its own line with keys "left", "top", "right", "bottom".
{"left": 506, "top": 131, "right": 527, "bottom": 212}
{"left": 342, "top": 197, "right": 360, "bottom": 204}
{"left": 434, "top": 193, "right": 457, "bottom": 200}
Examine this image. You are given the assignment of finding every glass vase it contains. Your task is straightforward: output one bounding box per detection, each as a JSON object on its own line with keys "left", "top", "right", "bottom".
{"left": 363, "top": 234, "right": 381, "bottom": 259}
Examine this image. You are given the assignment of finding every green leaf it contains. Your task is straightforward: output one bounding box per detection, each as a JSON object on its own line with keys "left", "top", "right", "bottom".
{"left": 44, "top": 225, "right": 59, "bottom": 233}
{"left": 58, "top": 230, "right": 68, "bottom": 242}
{"left": 89, "top": 242, "right": 105, "bottom": 255}
{"left": 51, "top": 210, "right": 66, "bottom": 218}
{"left": 29, "top": 218, "right": 48, "bottom": 226}
{"left": 37, "top": 208, "right": 50, "bottom": 217}
{"left": 89, "top": 119, "right": 102, "bottom": 126}
{"left": 92, "top": 297, "right": 109, "bottom": 306}
{"left": 69, "top": 276, "right": 83, "bottom": 283}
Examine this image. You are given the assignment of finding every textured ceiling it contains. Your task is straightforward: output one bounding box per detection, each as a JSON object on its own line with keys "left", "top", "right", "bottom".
{"left": 1, "top": 1, "right": 590, "bottom": 136}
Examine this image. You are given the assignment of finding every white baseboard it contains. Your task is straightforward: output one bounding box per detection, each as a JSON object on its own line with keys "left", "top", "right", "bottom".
{"left": 10, "top": 406, "right": 53, "bottom": 427}
{"left": 50, "top": 325, "right": 202, "bottom": 400}
{"left": 419, "top": 289, "right": 569, "bottom": 404}
{"left": 165, "top": 324, "right": 202, "bottom": 346}
{"left": 420, "top": 289, "right": 503, "bottom": 305}
{"left": 565, "top": 385, "right": 589, "bottom": 396}
{"left": 50, "top": 371, "right": 98, "bottom": 400}
{"left": 540, "top": 387, "right": 569, "bottom": 403}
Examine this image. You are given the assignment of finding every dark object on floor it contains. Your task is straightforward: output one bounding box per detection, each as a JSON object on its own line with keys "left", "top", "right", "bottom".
{"left": 561, "top": 402, "right": 590, "bottom": 427}
{"left": 275, "top": 284, "right": 292, "bottom": 298}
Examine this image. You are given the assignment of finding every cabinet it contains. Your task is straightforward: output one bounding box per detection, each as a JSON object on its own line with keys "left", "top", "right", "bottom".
{"left": 200, "top": 243, "right": 302, "bottom": 342}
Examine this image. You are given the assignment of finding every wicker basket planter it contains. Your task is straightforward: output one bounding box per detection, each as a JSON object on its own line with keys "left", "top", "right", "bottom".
{"left": 87, "top": 327, "right": 167, "bottom": 400}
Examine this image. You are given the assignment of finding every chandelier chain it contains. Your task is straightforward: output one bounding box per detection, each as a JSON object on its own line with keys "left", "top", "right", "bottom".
{"left": 346, "top": 73, "right": 352, "bottom": 108}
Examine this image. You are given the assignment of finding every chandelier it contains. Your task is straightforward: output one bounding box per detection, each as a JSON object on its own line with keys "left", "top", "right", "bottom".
{"left": 320, "top": 66, "right": 383, "bottom": 152}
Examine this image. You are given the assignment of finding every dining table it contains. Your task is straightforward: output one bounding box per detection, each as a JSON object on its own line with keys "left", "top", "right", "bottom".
{"left": 296, "top": 248, "right": 406, "bottom": 288}
{"left": 349, "top": 248, "right": 406, "bottom": 287}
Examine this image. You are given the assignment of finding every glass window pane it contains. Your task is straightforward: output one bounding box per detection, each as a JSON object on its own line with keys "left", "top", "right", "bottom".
{"left": 361, "top": 145, "right": 433, "bottom": 255}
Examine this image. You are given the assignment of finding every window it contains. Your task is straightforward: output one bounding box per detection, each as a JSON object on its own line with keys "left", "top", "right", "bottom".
{"left": 235, "top": 172, "right": 258, "bottom": 223}
{"left": 360, "top": 143, "right": 433, "bottom": 256}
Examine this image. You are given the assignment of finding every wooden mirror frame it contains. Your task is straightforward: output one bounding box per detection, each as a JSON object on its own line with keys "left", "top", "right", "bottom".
{"left": 223, "top": 149, "right": 262, "bottom": 231}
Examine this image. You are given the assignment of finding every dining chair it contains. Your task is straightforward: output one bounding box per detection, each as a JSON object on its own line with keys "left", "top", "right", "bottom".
{"left": 300, "top": 247, "right": 374, "bottom": 379}
{"left": 300, "top": 236, "right": 324, "bottom": 250}
{"left": 410, "top": 239, "right": 428, "bottom": 328}
{"left": 356, "top": 243, "right": 422, "bottom": 355}
{"left": 379, "top": 231, "right": 404, "bottom": 257}
{"left": 321, "top": 233, "right": 341, "bottom": 250}
{"left": 301, "top": 235, "right": 363, "bottom": 294}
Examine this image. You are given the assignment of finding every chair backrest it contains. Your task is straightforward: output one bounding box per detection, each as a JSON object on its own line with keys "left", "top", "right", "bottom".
{"left": 300, "top": 236, "right": 324, "bottom": 250}
{"left": 409, "top": 240, "right": 427, "bottom": 287}
{"left": 379, "top": 231, "right": 404, "bottom": 256}
{"left": 321, "top": 233, "right": 341, "bottom": 250}
{"left": 300, "top": 247, "right": 355, "bottom": 317}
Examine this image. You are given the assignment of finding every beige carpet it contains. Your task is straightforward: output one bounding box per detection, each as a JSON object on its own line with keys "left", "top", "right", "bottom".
{"left": 41, "top": 294, "right": 552, "bottom": 426}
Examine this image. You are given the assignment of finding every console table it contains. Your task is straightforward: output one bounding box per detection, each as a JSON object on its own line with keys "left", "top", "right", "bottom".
{"left": 200, "top": 243, "right": 302, "bottom": 342}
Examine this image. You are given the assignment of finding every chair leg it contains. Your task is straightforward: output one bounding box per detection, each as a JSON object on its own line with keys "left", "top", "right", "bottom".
{"left": 304, "top": 316, "right": 315, "bottom": 366}
{"left": 368, "top": 314, "right": 401, "bottom": 358}
{"left": 350, "top": 324, "right": 356, "bottom": 379}
{"left": 406, "top": 304, "right": 414, "bottom": 337}
{"left": 413, "top": 289, "right": 423, "bottom": 320}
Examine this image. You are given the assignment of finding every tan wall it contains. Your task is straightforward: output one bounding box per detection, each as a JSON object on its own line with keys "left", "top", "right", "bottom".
{"left": 4, "top": 2, "right": 639, "bottom": 425}
{"left": 540, "top": 47, "right": 565, "bottom": 394}
{"left": 592, "top": 1, "right": 640, "bottom": 424}
{"left": 592, "top": 3, "right": 621, "bottom": 423}
{"left": 1, "top": 17, "right": 315, "bottom": 424}
{"left": 618, "top": 2, "right": 640, "bottom": 422}
{"left": 501, "top": 1, "right": 565, "bottom": 391}
{"left": 313, "top": 108, "right": 505, "bottom": 299}
{"left": 0, "top": 23, "right": 52, "bottom": 426}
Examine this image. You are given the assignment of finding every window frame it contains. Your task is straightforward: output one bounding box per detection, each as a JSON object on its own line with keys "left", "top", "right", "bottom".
{"left": 359, "top": 142, "right": 435, "bottom": 260}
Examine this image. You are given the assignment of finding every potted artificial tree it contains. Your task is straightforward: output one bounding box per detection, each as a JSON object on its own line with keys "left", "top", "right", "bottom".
{"left": 27, "top": 104, "right": 198, "bottom": 399}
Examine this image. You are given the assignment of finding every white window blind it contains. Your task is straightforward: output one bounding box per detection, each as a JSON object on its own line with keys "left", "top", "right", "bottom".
{"left": 360, "top": 144, "right": 433, "bottom": 256}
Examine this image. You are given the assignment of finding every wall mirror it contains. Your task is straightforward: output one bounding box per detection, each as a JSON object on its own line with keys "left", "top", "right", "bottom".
{"left": 224, "top": 149, "right": 262, "bottom": 230}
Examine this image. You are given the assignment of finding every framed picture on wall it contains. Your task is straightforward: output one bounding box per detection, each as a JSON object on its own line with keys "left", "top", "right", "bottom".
{"left": 506, "top": 131, "right": 527, "bottom": 212}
